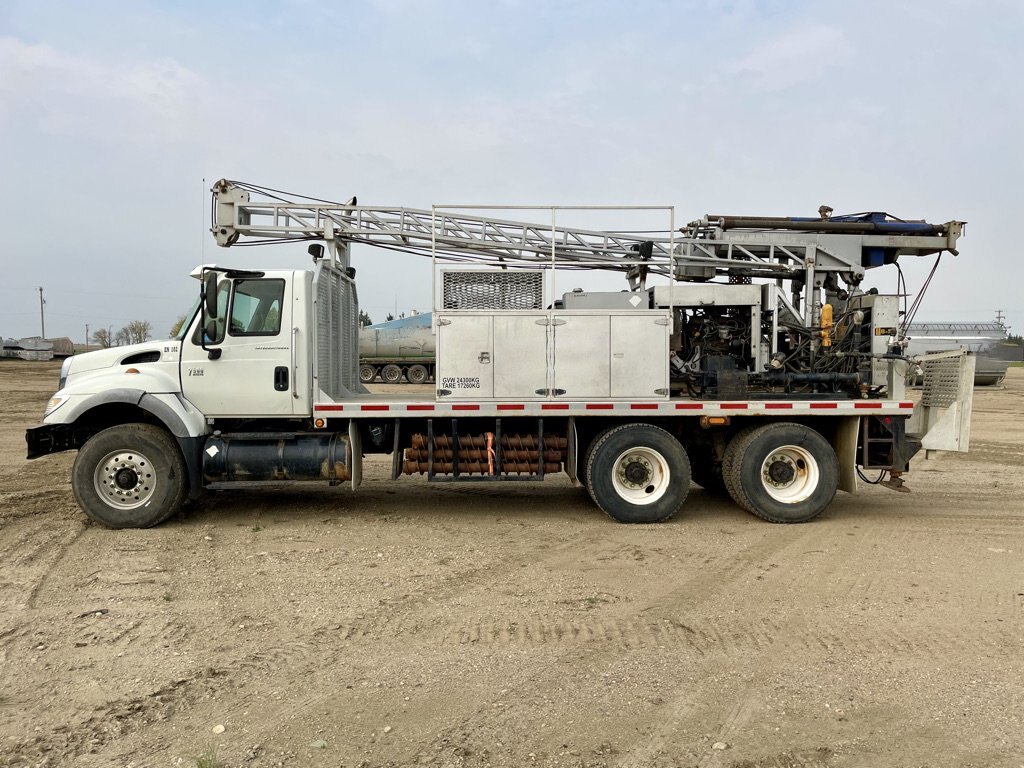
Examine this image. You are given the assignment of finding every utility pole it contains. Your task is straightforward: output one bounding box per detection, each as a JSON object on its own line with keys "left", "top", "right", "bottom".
{"left": 38, "top": 287, "right": 46, "bottom": 339}
{"left": 85, "top": 323, "right": 90, "bottom": 352}
{"left": 996, "top": 309, "right": 1006, "bottom": 326}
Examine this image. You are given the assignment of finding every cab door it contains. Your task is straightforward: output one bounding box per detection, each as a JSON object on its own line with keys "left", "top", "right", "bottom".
{"left": 181, "top": 274, "right": 303, "bottom": 417}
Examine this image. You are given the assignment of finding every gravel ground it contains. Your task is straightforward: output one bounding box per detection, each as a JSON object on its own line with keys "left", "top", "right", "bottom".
{"left": 1, "top": 361, "right": 1022, "bottom": 768}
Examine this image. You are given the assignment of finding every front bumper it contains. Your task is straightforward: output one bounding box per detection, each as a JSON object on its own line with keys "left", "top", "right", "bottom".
{"left": 26, "top": 424, "right": 77, "bottom": 460}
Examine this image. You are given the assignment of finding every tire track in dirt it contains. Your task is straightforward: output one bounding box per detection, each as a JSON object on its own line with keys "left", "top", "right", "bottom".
{"left": 74, "top": 524, "right": 743, "bottom": 764}
{"left": 0, "top": 516, "right": 88, "bottom": 613}
{"left": 1, "top": 636, "right": 326, "bottom": 768}
{"left": 6, "top": 518, "right": 652, "bottom": 764}
{"left": 406, "top": 517, "right": 1018, "bottom": 764}
{"left": 391, "top": 527, "right": 824, "bottom": 764}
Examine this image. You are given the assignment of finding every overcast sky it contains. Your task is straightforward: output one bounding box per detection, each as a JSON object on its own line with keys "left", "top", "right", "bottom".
{"left": 1, "top": 0, "right": 1021, "bottom": 342}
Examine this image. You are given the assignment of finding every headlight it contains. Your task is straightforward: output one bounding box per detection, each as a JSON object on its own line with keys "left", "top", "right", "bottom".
{"left": 58, "top": 356, "right": 73, "bottom": 389}
{"left": 44, "top": 396, "right": 68, "bottom": 416}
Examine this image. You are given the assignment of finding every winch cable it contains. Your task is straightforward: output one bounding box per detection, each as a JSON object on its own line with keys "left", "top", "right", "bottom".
{"left": 902, "top": 254, "right": 942, "bottom": 332}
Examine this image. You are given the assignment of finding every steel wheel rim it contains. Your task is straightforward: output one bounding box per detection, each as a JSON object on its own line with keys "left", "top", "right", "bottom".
{"left": 611, "top": 447, "right": 670, "bottom": 505}
{"left": 759, "top": 444, "right": 818, "bottom": 503}
{"left": 382, "top": 366, "right": 402, "bottom": 383}
{"left": 93, "top": 449, "right": 157, "bottom": 510}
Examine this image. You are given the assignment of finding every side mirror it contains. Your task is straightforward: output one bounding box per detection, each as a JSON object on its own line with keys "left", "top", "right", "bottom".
{"left": 204, "top": 272, "right": 219, "bottom": 319}
{"left": 308, "top": 243, "right": 325, "bottom": 261}
{"left": 204, "top": 320, "right": 222, "bottom": 360}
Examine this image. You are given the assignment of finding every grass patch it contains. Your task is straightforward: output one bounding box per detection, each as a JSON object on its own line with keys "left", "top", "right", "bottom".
{"left": 250, "top": 525, "right": 263, "bottom": 533}
{"left": 194, "top": 747, "right": 225, "bottom": 768}
{"left": 162, "top": 592, "right": 173, "bottom": 602}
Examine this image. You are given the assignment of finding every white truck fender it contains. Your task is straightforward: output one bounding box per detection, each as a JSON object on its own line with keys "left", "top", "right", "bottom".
{"left": 48, "top": 388, "right": 207, "bottom": 439}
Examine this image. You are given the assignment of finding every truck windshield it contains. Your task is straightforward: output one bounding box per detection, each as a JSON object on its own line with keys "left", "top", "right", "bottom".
{"left": 175, "top": 297, "right": 201, "bottom": 341}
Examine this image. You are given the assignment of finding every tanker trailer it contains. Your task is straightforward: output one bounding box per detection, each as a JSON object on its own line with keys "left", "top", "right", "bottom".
{"left": 359, "top": 313, "right": 436, "bottom": 384}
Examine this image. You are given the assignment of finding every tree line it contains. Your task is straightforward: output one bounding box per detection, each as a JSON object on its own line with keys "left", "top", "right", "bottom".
{"left": 91, "top": 320, "right": 153, "bottom": 348}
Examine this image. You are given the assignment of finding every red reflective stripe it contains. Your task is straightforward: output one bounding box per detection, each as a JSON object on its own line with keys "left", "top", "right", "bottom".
{"left": 899, "top": 401, "right": 915, "bottom": 409}
{"left": 497, "top": 404, "right": 525, "bottom": 411}
{"left": 586, "top": 403, "right": 614, "bottom": 410}
{"left": 541, "top": 403, "right": 569, "bottom": 410}
{"left": 316, "top": 405, "right": 344, "bottom": 411}
{"left": 630, "top": 403, "right": 659, "bottom": 410}
{"left": 675, "top": 403, "right": 703, "bottom": 410}
{"left": 854, "top": 402, "right": 883, "bottom": 409}
{"left": 810, "top": 403, "right": 838, "bottom": 409}
{"left": 452, "top": 404, "right": 480, "bottom": 411}
{"left": 361, "top": 405, "right": 389, "bottom": 411}
{"left": 720, "top": 403, "right": 747, "bottom": 410}
{"left": 407, "top": 404, "right": 435, "bottom": 411}
{"left": 764, "top": 403, "right": 793, "bottom": 410}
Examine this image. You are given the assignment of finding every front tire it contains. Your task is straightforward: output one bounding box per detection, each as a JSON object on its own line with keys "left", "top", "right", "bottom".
{"left": 722, "top": 422, "right": 838, "bottom": 523}
{"left": 585, "top": 424, "right": 690, "bottom": 523}
{"left": 71, "top": 424, "right": 188, "bottom": 529}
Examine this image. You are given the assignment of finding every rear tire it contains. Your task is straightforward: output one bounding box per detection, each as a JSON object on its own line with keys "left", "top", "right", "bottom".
{"left": 585, "top": 424, "right": 690, "bottom": 523}
{"left": 722, "top": 422, "right": 838, "bottom": 523}
{"left": 71, "top": 424, "right": 188, "bottom": 529}
{"left": 381, "top": 364, "right": 403, "bottom": 384}
{"left": 359, "top": 364, "right": 376, "bottom": 383}
{"left": 406, "top": 364, "right": 429, "bottom": 384}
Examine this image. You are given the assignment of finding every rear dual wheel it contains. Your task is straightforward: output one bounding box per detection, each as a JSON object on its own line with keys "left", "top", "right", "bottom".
{"left": 722, "top": 423, "right": 838, "bottom": 523}
{"left": 406, "top": 364, "right": 429, "bottom": 385}
{"left": 381, "top": 364, "right": 403, "bottom": 384}
{"left": 585, "top": 424, "right": 690, "bottom": 523}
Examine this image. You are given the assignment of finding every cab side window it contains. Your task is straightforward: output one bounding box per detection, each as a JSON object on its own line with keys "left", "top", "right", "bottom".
{"left": 229, "top": 279, "right": 285, "bottom": 336}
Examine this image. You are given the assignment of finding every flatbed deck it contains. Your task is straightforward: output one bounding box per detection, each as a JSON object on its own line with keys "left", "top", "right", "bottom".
{"left": 313, "top": 394, "right": 915, "bottom": 418}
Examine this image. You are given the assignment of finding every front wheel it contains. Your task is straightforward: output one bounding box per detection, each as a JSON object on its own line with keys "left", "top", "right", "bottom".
{"left": 722, "top": 423, "right": 838, "bottom": 523}
{"left": 585, "top": 424, "right": 690, "bottom": 523}
{"left": 71, "top": 424, "right": 188, "bottom": 529}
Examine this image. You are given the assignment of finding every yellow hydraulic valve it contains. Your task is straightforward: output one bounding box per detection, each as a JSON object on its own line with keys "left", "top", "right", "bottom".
{"left": 821, "top": 303, "right": 833, "bottom": 348}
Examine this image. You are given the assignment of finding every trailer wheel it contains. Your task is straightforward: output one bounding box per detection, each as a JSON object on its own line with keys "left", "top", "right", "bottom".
{"left": 381, "top": 364, "right": 403, "bottom": 384}
{"left": 585, "top": 424, "right": 690, "bottom": 523}
{"left": 406, "top": 364, "right": 429, "bottom": 385}
{"left": 359, "top": 364, "right": 376, "bottom": 383}
{"left": 71, "top": 424, "right": 188, "bottom": 529}
{"left": 722, "top": 423, "right": 838, "bottom": 523}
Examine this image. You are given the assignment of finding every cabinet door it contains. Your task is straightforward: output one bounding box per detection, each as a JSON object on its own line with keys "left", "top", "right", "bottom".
{"left": 611, "top": 314, "right": 669, "bottom": 398}
{"left": 493, "top": 315, "right": 548, "bottom": 398}
{"left": 553, "top": 315, "right": 610, "bottom": 398}
{"left": 437, "top": 314, "right": 493, "bottom": 399}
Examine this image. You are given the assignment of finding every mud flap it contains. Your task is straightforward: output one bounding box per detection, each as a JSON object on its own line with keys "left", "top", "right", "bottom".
{"left": 833, "top": 416, "right": 860, "bottom": 494}
{"left": 567, "top": 417, "right": 580, "bottom": 486}
{"left": 348, "top": 420, "right": 363, "bottom": 489}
